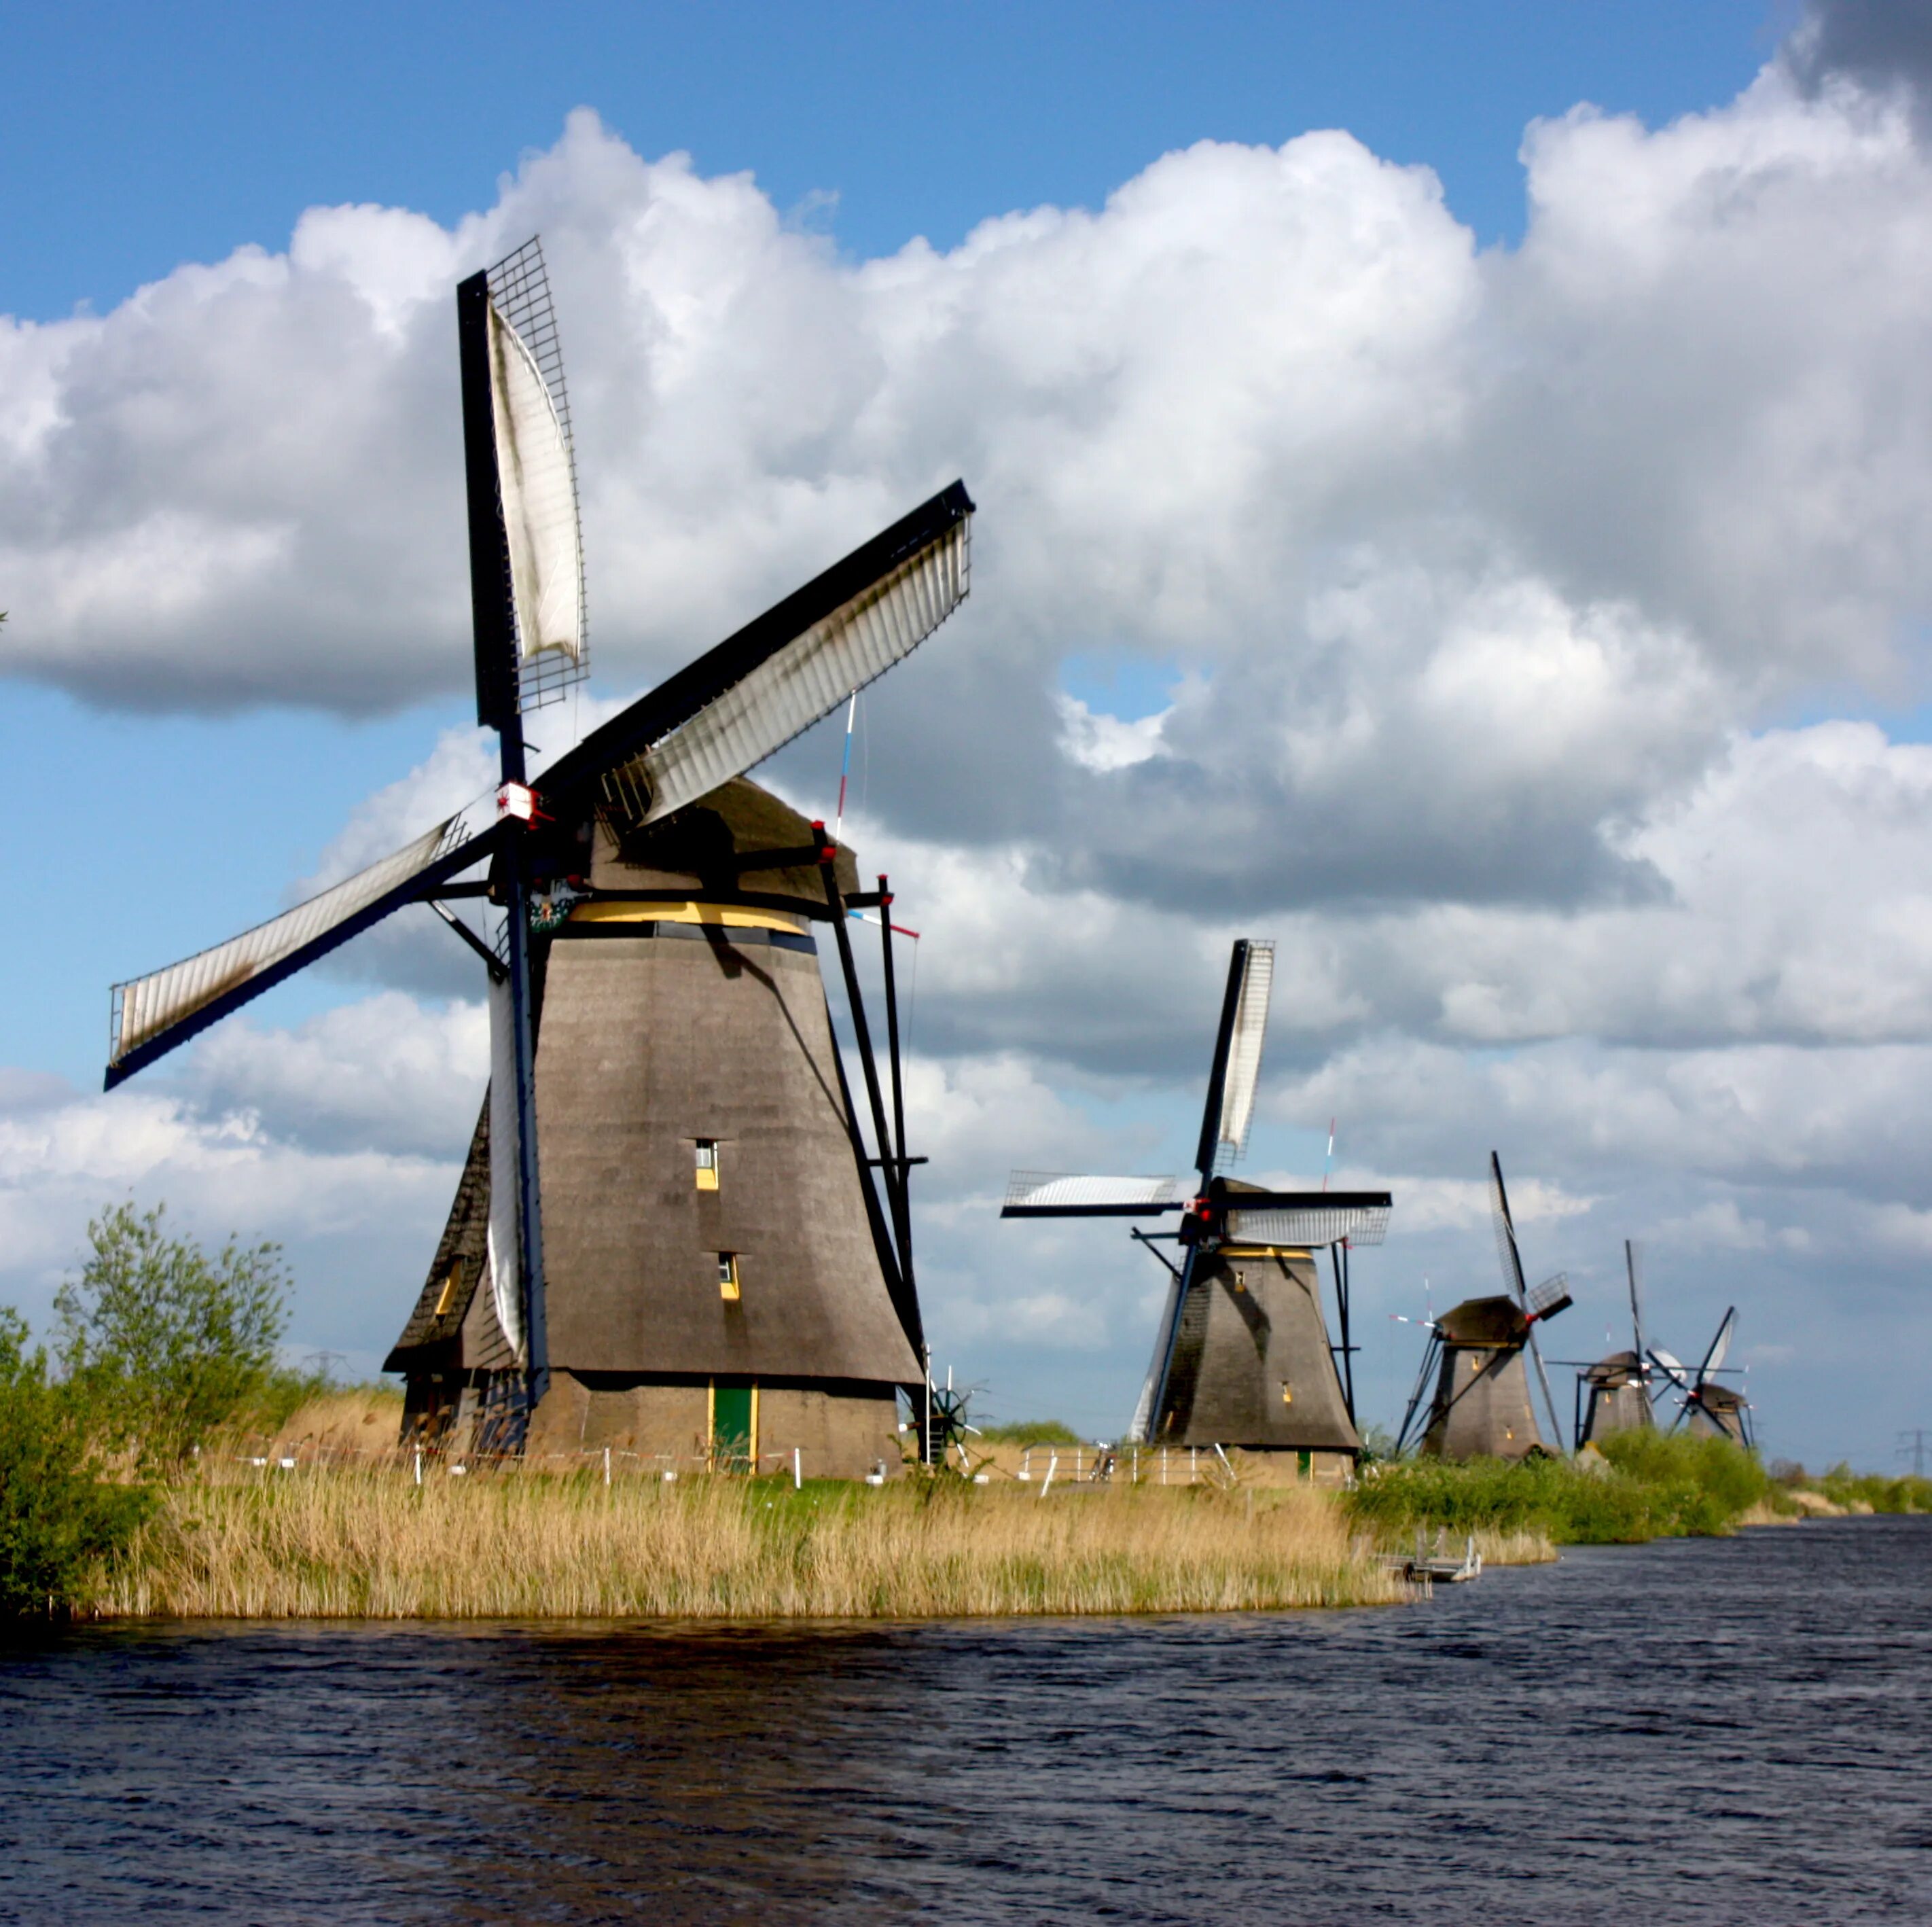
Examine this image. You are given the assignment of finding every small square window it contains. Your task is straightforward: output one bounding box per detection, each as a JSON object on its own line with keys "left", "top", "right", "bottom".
{"left": 717, "top": 1252, "right": 740, "bottom": 1301}
{"left": 694, "top": 1139, "right": 719, "bottom": 1190}
{"left": 433, "top": 1264, "right": 461, "bottom": 1317}
{"left": 1281, "top": 1381, "right": 1294, "bottom": 1407}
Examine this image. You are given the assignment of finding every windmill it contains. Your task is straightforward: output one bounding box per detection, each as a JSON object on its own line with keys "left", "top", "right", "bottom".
{"left": 1393, "top": 1152, "right": 1573, "bottom": 1460}
{"left": 1650, "top": 1309, "right": 1753, "bottom": 1448}
{"left": 1001, "top": 939, "right": 1391, "bottom": 1477}
{"left": 103, "top": 236, "right": 976, "bottom": 1477}
{"left": 1563, "top": 1239, "right": 1656, "bottom": 1449}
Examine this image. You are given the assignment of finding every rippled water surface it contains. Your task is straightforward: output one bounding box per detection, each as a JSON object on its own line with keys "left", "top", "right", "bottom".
{"left": 3, "top": 1517, "right": 1929, "bottom": 1923}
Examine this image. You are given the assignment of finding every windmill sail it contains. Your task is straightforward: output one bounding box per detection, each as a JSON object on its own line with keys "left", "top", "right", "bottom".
{"left": 489, "top": 303, "right": 582, "bottom": 671}
{"left": 1490, "top": 1150, "right": 1568, "bottom": 1451}
{"left": 1002, "top": 1173, "right": 1183, "bottom": 1217}
{"left": 1128, "top": 1270, "right": 1187, "bottom": 1443}
{"left": 565, "top": 484, "right": 973, "bottom": 826}
{"left": 1626, "top": 1239, "right": 1647, "bottom": 1365}
{"left": 478, "top": 236, "right": 587, "bottom": 713}
{"left": 107, "top": 796, "right": 501, "bottom": 1087}
{"left": 1701, "top": 1307, "right": 1736, "bottom": 1378}
{"left": 1194, "top": 940, "right": 1274, "bottom": 1178}
{"left": 484, "top": 976, "right": 526, "bottom": 1362}
{"left": 1223, "top": 1192, "right": 1391, "bottom": 1248}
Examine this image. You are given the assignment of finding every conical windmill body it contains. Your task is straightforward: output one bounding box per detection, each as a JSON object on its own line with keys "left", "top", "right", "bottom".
{"left": 1394, "top": 1152, "right": 1573, "bottom": 1461}
{"left": 104, "top": 238, "right": 976, "bottom": 1477}
{"left": 1002, "top": 940, "right": 1393, "bottom": 1479}
{"left": 1651, "top": 1308, "right": 1753, "bottom": 1448}
{"left": 1573, "top": 1239, "right": 1656, "bottom": 1449}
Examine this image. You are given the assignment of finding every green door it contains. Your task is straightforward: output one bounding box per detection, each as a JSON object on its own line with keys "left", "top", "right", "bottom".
{"left": 713, "top": 1381, "right": 754, "bottom": 1473}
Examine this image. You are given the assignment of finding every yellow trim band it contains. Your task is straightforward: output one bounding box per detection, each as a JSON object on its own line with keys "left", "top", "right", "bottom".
{"left": 570, "top": 900, "right": 805, "bottom": 935}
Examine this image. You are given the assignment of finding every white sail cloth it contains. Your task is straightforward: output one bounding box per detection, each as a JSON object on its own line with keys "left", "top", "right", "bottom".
{"left": 485, "top": 974, "right": 527, "bottom": 1364}
{"left": 489, "top": 306, "right": 582, "bottom": 669}
{"left": 611, "top": 515, "right": 970, "bottom": 826}
{"left": 1209, "top": 940, "right": 1274, "bottom": 1169}
{"left": 109, "top": 791, "right": 497, "bottom": 1072}
{"left": 1001, "top": 1173, "right": 1181, "bottom": 1214}
{"left": 1128, "top": 1273, "right": 1185, "bottom": 1445}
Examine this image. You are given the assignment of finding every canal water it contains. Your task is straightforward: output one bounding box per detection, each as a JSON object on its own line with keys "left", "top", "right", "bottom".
{"left": 2, "top": 1517, "right": 1928, "bottom": 1923}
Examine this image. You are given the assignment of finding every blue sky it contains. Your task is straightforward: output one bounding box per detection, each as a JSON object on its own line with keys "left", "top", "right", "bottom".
{"left": 8, "top": 2, "right": 1777, "bottom": 322}
{"left": 0, "top": 0, "right": 1781, "bottom": 1089}
{"left": 7, "top": 0, "right": 1932, "bottom": 1468}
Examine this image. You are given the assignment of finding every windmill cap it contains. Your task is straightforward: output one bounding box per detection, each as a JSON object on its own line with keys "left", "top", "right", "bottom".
{"left": 1436, "top": 1295, "right": 1530, "bottom": 1345}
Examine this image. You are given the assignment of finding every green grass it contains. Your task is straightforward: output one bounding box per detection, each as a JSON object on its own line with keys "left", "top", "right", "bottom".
{"left": 1348, "top": 1432, "right": 1784, "bottom": 1546}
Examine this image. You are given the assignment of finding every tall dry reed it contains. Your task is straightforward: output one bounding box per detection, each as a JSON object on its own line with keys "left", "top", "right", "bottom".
{"left": 84, "top": 1466, "right": 1414, "bottom": 1620}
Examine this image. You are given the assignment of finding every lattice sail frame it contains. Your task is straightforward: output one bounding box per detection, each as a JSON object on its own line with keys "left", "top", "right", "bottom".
{"left": 1209, "top": 938, "right": 1274, "bottom": 1172}
{"left": 1225, "top": 1200, "right": 1391, "bottom": 1249}
{"left": 486, "top": 236, "right": 588, "bottom": 713}
{"left": 598, "top": 515, "right": 970, "bottom": 828}
{"left": 1002, "top": 1172, "right": 1183, "bottom": 1215}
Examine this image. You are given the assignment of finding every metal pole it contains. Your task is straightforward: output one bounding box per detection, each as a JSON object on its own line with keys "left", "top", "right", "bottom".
{"left": 877, "top": 874, "right": 914, "bottom": 1296}
{"left": 820, "top": 843, "right": 908, "bottom": 1282}
{"left": 1334, "top": 1241, "right": 1356, "bottom": 1424}
{"left": 500, "top": 821, "right": 549, "bottom": 1415}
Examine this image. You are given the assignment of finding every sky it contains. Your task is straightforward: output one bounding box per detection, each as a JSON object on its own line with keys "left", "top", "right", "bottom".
{"left": 4, "top": 0, "right": 1931, "bottom": 1469}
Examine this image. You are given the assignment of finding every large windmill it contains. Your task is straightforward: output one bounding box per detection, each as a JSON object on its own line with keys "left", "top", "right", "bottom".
{"left": 1651, "top": 1309, "right": 1753, "bottom": 1448}
{"left": 1001, "top": 939, "right": 1391, "bottom": 1477}
{"left": 105, "top": 237, "right": 976, "bottom": 1476}
{"left": 1393, "top": 1152, "right": 1573, "bottom": 1460}
{"left": 1563, "top": 1239, "right": 1657, "bottom": 1450}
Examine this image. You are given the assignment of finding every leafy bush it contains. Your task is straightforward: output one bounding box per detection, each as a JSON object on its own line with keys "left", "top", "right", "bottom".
{"left": 1348, "top": 1432, "right": 1780, "bottom": 1546}
{"left": 0, "top": 1310, "right": 149, "bottom": 1616}
{"left": 1815, "top": 1462, "right": 1932, "bottom": 1514}
{"left": 976, "top": 1419, "right": 1086, "bottom": 1446}
{"left": 54, "top": 1203, "right": 291, "bottom": 1467}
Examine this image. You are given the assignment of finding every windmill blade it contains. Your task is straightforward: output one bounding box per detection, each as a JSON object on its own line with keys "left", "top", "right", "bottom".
{"left": 543, "top": 482, "right": 973, "bottom": 825}
{"left": 1193, "top": 940, "right": 1274, "bottom": 1180}
{"left": 1698, "top": 1307, "right": 1738, "bottom": 1383}
{"left": 1001, "top": 1173, "right": 1182, "bottom": 1218}
{"left": 1219, "top": 1189, "right": 1393, "bottom": 1248}
{"left": 105, "top": 794, "right": 503, "bottom": 1089}
{"left": 461, "top": 238, "right": 589, "bottom": 730}
{"left": 1524, "top": 1320, "right": 1567, "bottom": 1454}
{"left": 490, "top": 293, "right": 582, "bottom": 675}
{"left": 1526, "top": 1273, "right": 1573, "bottom": 1322}
{"left": 1128, "top": 1269, "right": 1187, "bottom": 1443}
{"left": 1489, "top": 1151, "right": 1529, "bottom": 1306}
{"left": 1647, "top": 1347, "right": 1692, "bottom": 1392}
{"left": 1626, "top": 1239, "right": 1647, "bottom": 1362}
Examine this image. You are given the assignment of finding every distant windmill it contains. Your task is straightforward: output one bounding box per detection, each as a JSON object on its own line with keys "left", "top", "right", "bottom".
{"left": 1001, "top": 938, "right": 1391, "bottom": 1476}
{"left": 104, "top": 236, "right": 976, "bottom": 1475}
{"left": 1560, "top": 1239, "right": 1658, "bottom": 1449}
{"left": 1650, "top": 1309, "right": 1753, "bottom": 1448}
{"left": 1393, "top": 1151, "right": 1573, "bottom": 1460}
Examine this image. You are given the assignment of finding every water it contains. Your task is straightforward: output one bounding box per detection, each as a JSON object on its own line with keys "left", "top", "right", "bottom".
{"left": 3, "top": 1517, "right": 1929, "bottom": 1924}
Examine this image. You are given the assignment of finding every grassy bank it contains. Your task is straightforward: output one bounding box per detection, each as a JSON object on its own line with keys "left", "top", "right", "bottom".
{"left": 1350, "top": 1431, "right": 1786, "bottom": 1546}
{"left": 1774, "top": 1462, "right": 1932, "bottom": 1517}
{"left": 79, "top": 1466, "right": 1415, "bottom": 1620}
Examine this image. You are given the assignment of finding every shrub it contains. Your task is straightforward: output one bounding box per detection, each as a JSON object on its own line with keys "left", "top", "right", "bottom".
{"left": 54, "top": 1203, "right": 291, "bottom": 1467}
{"left": 975, "top": 1419, "right": 1086, "bottom": 1446}
{"left": 1348, "top": 1432, "right": 1778, "bottom": 1546}
{"left": 0, "top": 1309, "right": 149, "bottom": 1616}
{"left": 1816, "top": 1463, "right": 1932, "bottom": 1514}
